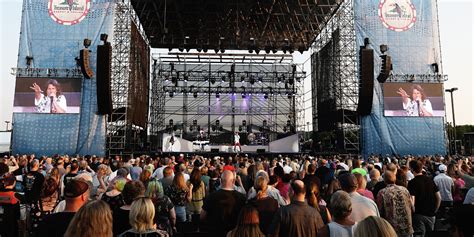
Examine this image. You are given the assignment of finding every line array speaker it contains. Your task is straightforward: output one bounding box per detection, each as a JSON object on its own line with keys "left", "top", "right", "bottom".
{"left": 96, "top": 43, "right": 112, "bottom": 115}
{"left": 79, "top": 49, "right": 94, "bottom": 79}
{"left": 357, "top": 48, "right": 374, "bottom": 116}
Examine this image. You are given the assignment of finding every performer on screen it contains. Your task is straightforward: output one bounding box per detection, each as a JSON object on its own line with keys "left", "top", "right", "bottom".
{"left": 233, "top": 132, "right": 241, "bottom": 152}
{"left": 397, "top": 84, "right": 433, "bottom": 117}
{"left": 30, "top": 79, "right": 67, "bottom": 113}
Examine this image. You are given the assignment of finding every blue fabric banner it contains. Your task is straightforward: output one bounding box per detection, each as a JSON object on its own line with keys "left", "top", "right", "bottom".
{"left": 354, "top": 0, "right": 447, "bottom": 156}
{"left": 12, "top": 0, "right": 115, "bottom": 156}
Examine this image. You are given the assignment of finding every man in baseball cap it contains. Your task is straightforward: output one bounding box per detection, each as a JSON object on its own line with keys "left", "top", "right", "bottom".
{"left": 38, "top": 179, "right": 89, "bottom": 237}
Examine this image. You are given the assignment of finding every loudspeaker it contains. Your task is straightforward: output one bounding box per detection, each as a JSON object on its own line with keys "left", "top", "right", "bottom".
{"left": 211, "top": 148, "right": 219, "bottom": 153}
{"left": 257, "top": 149, "right": 266, "bottom": 153}
{"left": 357, "top": 48, "right": 374, "bottom": 116}
{"left": 79, "top": 49, "right": 94, "bottom": 79}
{"left": 96, "top": 43, "right": 112, "bottom": 115}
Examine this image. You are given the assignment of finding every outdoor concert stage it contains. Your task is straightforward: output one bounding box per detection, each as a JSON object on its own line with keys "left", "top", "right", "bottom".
{"left": 162, "top": 134, "right": 299, "bottom": 154}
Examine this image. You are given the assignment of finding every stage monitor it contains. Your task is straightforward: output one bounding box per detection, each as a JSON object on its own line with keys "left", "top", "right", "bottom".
{"left": 383, "top": 82, "right": 444, "bottom": 117}
{"left": 13, "top": 77, "right": 82, "bottom": 114}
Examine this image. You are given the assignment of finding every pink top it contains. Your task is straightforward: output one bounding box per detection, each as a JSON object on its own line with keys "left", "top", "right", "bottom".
{"left": 453, "top": 178, "right": 465, "bottom": 202}
{"left": 357, "top": 189, "right": 375, "bottom": 200}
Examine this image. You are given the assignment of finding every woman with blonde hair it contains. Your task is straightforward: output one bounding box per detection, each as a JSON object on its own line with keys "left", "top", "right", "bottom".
{"left": 64, "top": 200, "right": 113, "bottom": 237}
{"left": 249, "top": 175, "right": 278, "bottom": 235}
{"left": 119, "top": 197, "right": 168, "bottom": 237}
{"left": 146, "top": 179, "right": 177, "bottom": 235}
{"left": 164, "top": 172, "right": 192, "bottom": 222}
{"left": 226, "top": 205, "right": 265, "bottom": 237}
{"left": 354, "top": 216, "right": 397, "bottom": 237}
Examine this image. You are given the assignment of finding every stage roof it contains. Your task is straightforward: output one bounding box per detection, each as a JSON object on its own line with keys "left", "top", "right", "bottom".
{"left": 131, "top": 0, "right": 341, "bottom": 52}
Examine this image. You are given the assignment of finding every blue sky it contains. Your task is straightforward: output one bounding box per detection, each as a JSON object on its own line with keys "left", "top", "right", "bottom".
{"left": 0, "top": 0, "right": 472, "bottom": 146}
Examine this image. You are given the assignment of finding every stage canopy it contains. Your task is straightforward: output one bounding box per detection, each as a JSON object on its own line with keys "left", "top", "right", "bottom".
{"left": 131, "top": 0, "right": 341, "bottom": 52}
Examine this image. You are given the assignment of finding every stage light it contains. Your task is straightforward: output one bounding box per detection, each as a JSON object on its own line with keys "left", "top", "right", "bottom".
{"left": 272, "top": 48, "right": 278, "bottom": 54}
{"left": 25, "top": 56, "right": 34, "bottom": 67}
{"left": 193, "top": 92, "right": 198, "bottom": 98}
{"left": 100, "top": 34, "right": 108, "bottom": 43}
{"left": 169, "top": 92, "right": 174, "bottom": 97}
{"left": 258, "top": 75, "right": 263, "bottom": 83}
{"left": 250, "top": 75, "right": 255, "bottom": 85}
{"left": 183, "top": 73, "right": 189, "bottom": 82}
{"left": 215, "top": 93, "right": 220, "bottom": 98}
{"left": 83, "top": 38, "right": 91, "bottom": 48}
{"left": 179, "top": 46, "right": 184, "bottom": 52}
{"left": 264, "top": 93, "right": 268, "bottom": 99}
{"left": 242, "top": 93, "right": 246, "bottom": 99}
{"left": 210, "top": 77, "right": 216, "bottom": 84}
{"left": 241, "top": 75, "right": 245, "bottom": 83}
{"left": 380, "top": 44, "right": 388, "bottom": 54}
{"left": 220, "top": 49, "right": 225, "bottom": 53}
{"left": 221, "top": 76, "right": 226, "bottom": 82}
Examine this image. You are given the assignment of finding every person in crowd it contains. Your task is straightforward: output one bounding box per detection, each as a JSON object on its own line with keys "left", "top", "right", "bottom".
{"left": 41, "top": 167, "right": 61, "bottom": 212}
{"left": 354, "top": 216, "right": 397, "bottom": 237}
{"left": 396, "top": 167, "right": 409, "bottom": 187}
{"left": 247, "top": 170, "right": 287, "bottom": 206}
{"left": 0, "top": 173, "right": 21, "bottom": 237}
{"left": 338, "top": 173, "right": 379, "bottom": 222}
{"left": 200, "top": 166, "right": 210, "bottom": 191}
{"left": 274, "top": 166, "right": 290, "bottom": 203}
{"left": 92, "top": 164, "right": 109, "bottom": 198}
{"left": 302, "top": 163, "right": 322, "bottom": 191}
{"left": 64, "top": 200, "right": 113, "bottom": 237}
{"left": 208, "top": 169, "right": 221, "bottom": 194}
{"left": 268, "top": 180, "right": 324, "bottom": 237}
{"left": 160, "top": 166, "right": 174, "bottom": 190}
{"left": 306, "top": 181, "right": 331, "bottom": 224}
{"left": 101, "top": 178, "right": 126, "bottom": 210}
{"left": 60, "top": 160, "right": 79, "bottom": 197}
{"left": 315, "top": 159, "right": 331, "bottom": 188}
{"left": 113, "top": 180, "right": 146, "bottom": 236}
{"left": 201, "top": 170, "right": 247, "bottom": 236}
{"left": 152, "top": 157, "right": 172, "bottom": 180}
{"left": 248, "top": 175, "right": 279, "bottom": 235}
{"left": 226, "top": 205, "right": 265, "bottom": 237}
{"left": 187, "top": 168, "right": 206, "bottom": 218}
{"left": 38, "top": 179, "right": 90, "bottom": 237}
{"left": 457, "top": 159, "right": 474, "bottom": 189}
{"left": 451, "top": 170, "right": 465, "bottom": 205}
{"left": 146, "top": 179, "right": 176, "bottom": 235}
{"left": 139, "top": 169, "right": 152, "bottom": 189}
{"left": 407, "top": 160, "right": 441, "bottom": 237}
{"left": 354, "top": 173, "right": 374, "bottom": 200}
{"left": 317, "top": 190, "right": 356, "bottom": 237}
{"left": 434, "top": 164, "right": 454, "bottom": 208}
{"left": 377, "top": 171, "right": 414, "bottom": 237}
{"left": 119, "top": 197, "right": 168, "bottom": 237}
{"left": 165, "top": 172, "right": 192, "bottom": 222}
{"left": 397, "top": 84, "right": 433, "bottom": 116}
{"left": 24, "top": 159, "right": 45, "bottom": 207}
{"left": 130, "top": 158, "right": 143, "bottom": 181}
{"left": 30, "top": 79, "right": 68, "bottom": 113}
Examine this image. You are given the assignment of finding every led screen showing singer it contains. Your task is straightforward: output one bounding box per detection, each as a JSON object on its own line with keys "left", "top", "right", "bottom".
{"left": 383, "top": 83, "right": 444, "bottom": 117}
{"left": 13, "top": 77, "right": 82, "bottom": 114}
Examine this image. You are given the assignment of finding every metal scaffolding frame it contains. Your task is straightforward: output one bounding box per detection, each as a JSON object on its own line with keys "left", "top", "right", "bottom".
{"left": 108, "top": 1, "right": 150, "bottom": 156}
{"left": 311, "top": 0, "right": 359, "bottom": 153}
{"left": 149, "top": 52, "right": 304, "bottom": 150}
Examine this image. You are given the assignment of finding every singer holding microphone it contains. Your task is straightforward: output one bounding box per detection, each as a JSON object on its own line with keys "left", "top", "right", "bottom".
{"left": 397, "top": 84, "right": 433, "bottom": 116}
{"left": 30, "top": 79, "right": 67, "bottom": 113}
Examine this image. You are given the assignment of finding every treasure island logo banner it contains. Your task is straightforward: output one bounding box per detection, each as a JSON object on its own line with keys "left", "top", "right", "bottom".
{"left": 378, "top": 0, "right": 417, "bottom": 32}
{"left": 48, "top": 0, "right": 91, "bottom": 25}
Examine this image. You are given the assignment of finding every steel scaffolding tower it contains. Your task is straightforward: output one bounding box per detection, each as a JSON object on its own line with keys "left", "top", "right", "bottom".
{"left": 312, "top": 0, "right": 359, "bottom": 153}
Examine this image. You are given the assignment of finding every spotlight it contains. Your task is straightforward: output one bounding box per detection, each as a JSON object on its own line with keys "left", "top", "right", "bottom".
{"left": 258, "top": 75, "right": 263, "bottom": 83}
{"left": 210, "top": 77, "right": 216, "bottom": 84}
{"left": 183, "top": 73, "right": 189, "bottom": 82}
{"left": 193, "top": 92, "right": 198, "bottom": 98}
{"left": 250, "top": 75, "right": 255, "bottom": 85}
{"left": 169, "top": 92, "right": 174, "bottom": 97}
{"left": 264, "top": 93, "right": 268, "bottom": 99}
{"left": 380, "top": 44, "right": 388, "bottom": 54}
{"left": 83, "top": 38, "right": 92, "bottom": 48}
{"left": 221, "top": 76, "right": 226, "bottom": 82}
{"left": 241, "top": 75, "right": 245, "bottom": 83}
{"left": 100, "top": 34, "right": 108, "bottom": 43}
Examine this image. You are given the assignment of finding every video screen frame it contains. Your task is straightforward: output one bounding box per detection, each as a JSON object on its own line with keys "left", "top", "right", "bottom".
{"left": 383, "top": 82, "right": 445, "bottom": 117}
{"left": 13, "top": 77, "right": 83, "bottom": 114}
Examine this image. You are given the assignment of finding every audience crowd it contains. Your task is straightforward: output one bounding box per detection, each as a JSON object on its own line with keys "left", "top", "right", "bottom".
{"left": 1, "top": 152, "right": 473, "bottom": 237}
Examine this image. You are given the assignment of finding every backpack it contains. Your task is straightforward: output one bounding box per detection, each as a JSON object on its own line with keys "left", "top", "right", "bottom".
{"left": 41, "top": 177, "right": 58, "bottom": 198}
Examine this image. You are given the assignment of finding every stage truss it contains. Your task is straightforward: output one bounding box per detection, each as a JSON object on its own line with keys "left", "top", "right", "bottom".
{"left": 108, "top": 1, "right": 150, "bottom": 156}
{"left": 149, "top": 52, "right": 305, "bottom": 150}
{"left": 312, "top": 0, "right": 359, "bottom": 153}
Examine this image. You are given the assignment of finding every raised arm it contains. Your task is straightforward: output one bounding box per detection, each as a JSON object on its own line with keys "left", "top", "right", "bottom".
{"left": 30, "top": 82, "right": 42, "bottom": 101}
{"left": 396, "top": 87, "right": 410, "bottom": 105}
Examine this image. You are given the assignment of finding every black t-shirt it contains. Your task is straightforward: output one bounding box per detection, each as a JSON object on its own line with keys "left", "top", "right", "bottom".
{"left": 408, "top": 175, "right": 439, "bottom": 216}
{"left": 315, "top": 166, "right": 330, "bottom": 186}
{"left": 113, "top": 207, "right": 131, "bottom": 236}
{"left": 23, "top": 170, "right": 45, "bottom": 203}
{"left": 37, "top": 212, "right": 76, "bottom": 237}
{"left": 249, "top": 196, "right": 279, "bottom": 235}
{"left": 202, "top": 189, "right": 247, "bottom": 237}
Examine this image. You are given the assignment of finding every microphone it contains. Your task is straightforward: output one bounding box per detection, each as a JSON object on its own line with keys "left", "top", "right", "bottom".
{"left": 416, "top": 100, "right": 421, "bottom": 116}
{"left": 49, "top": 94, "right": 54, "bottom": 113}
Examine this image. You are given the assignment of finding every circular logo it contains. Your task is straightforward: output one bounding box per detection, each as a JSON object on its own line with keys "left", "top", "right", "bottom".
{"left": 378, "top": 0, "right": 416, "bottom": 32}
{"left": 48, "top": 0, "right": 91, "bottom": 26}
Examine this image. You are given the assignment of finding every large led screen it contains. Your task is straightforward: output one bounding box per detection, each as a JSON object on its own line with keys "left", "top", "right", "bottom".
{"left": 13, "top": 77, "right": 82, "bottom": 114}
{"left": 383, "top": 83, "right": 445, "bottom": 117}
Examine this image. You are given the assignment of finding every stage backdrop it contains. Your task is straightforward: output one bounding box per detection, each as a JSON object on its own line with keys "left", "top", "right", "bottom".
{"left": 355, "top": 0, "right": 446, "bottom": 156}
{"left": 12, "top": 0, "right": 116, "bottom": 156}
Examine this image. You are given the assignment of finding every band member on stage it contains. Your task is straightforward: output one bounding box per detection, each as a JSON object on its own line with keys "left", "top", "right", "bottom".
{"left": 397, "top": 84, "right": 433, "bottom": 116}
{"left": 167, "top": 133, "right": 175, "bottom": 152}
{"left": 30, "top": 79, "right": 67, "bottom": 113}
{"left": 199, "top": 129, "right": 205, "bottom": 141}
{"left": 233, "top": 132, "right": 241, "bottom": 152}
